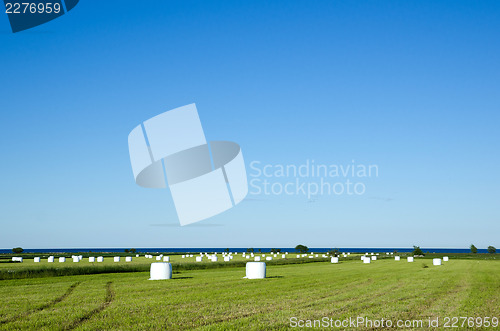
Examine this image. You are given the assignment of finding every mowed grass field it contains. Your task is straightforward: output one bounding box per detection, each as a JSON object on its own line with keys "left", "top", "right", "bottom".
{"left": 0, "top": 258, "right": 498, "bottom": 330}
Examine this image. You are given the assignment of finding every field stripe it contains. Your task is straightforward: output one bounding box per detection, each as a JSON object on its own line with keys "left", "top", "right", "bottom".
{"left": 0, "top": 281, "right": 80, "bottom": 325}
{"left": 63, "top": 281, "right": 115, "bottom": 330}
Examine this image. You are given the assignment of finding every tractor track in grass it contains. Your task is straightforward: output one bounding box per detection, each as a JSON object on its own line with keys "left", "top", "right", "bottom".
{"left": 0, "top": 281, "right": 81, "bottom": 326}
{"left": 63, "top": 281, "right": 115, "bottom": 330}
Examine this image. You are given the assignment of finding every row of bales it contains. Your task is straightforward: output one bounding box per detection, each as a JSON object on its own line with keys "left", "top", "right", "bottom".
{"left": 9, "top": 251, "right": 450, "bottom": 280}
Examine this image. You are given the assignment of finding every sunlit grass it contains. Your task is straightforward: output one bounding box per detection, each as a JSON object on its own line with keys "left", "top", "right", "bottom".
{"left": 0, "top": 258, "right": 498, "bottom": 330}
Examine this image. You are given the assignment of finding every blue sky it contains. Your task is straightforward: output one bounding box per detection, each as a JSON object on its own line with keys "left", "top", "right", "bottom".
{"left": 1, "top": 1, "right": 499, "bottom": 249}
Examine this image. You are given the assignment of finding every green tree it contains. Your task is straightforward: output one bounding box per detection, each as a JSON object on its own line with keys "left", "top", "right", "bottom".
{"left": 130, "top": 248, "right": 137, "bottom": 254}
{"left": 224, "top": 248, "right": 229, "bottom": 253}
{"left": 412, "top": 246, "right": 424, "bottom": 256}
{"left": 487, "top": 246, "right": 496, "bottom": 254}
{"left": 328, "top": 249, "right": 339, "bottom": 256}
{"left": 295, "top": 244, "right": 309, "bottom": 254}
{"left": 12, "top": 247, "right": 23, "bottom": 254}
{"left": 470, "top": 244, "right": 478, "bottom": 254}
{"left": 124, "top": 249, "right": 130, "bottom": 253}
{"left": 246, "top": 248, "right": 254, "bottom": 253}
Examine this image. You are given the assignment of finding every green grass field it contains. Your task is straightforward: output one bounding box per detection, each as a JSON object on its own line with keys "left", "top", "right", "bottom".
{"left": 0, "top": 255, "right": 498, "bottom": 330}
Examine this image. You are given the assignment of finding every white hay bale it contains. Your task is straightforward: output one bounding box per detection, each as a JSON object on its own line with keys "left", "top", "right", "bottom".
{"left": 48, "top": 256, "right": 54, "bottom": 263}
{"left": 73, "top": 256, "right": 80, "bottom": 263}
{"left": 182, "top": 255, "right": 185, "bottom": 258}
{"left": 245, "top": 262, "right": 266, "bottom": 279}
{"left": 126, "top": 257, "right": 132, "bottom": 262}
{"left": 266, "top": 257, "right": 272, "bottom": 261}
{"left": 136, "top": 254, "right": 139, "bottom": 257}
{"left": 245, "top": 256, "right": 250, "bottom": 259}
{"left": 34, "top": 257, "right": 40, "bottom": 263}
{"left": 155, "top": 256, "right": 161, "bottom": 261}
{"left": 363, "top": 257, "right": 371, "bottom": 264}
{"left": 443, "top": 256, "right": 449, "bottom": 262}
{"left": 371, "top": 256, "right": 377, "bottom": 261}
{"left": 433, "top": 258, "right": 442, "bottom": 266}
{"left": 163, "top": 256, "right": 170, "bottom": 262}
{"left": 149, "top": 262, "right": 172, "bottom": 280}
{"left": 297, "top": 255, "right": 300, "bottom": 258}
{"left": 407, "top": 257, "right": 414, "bottom": 262}
{"left": 308, "top": 256, "right": 314, "bottom": 259}
{"left": 114, "top": 256, "right": 120, "bottom": 262}
{"left": 282, "top": 254, "right": 286, "bottom": 258}
{"left": 395, "top": 256, "right": 400, "bottom": 261}
{"left": 254, "top": 256, "right": 261, "bottom": 261}
{"left": 189, "top": 254, "right": 193, "bottom": 257}
{"left": 196, "top": 256, "right": 202, "bottom": 262}
{"left": 211, "top": 256, "right": 218, "bottom": 262}
{"left": 59, "top": 257, "right": 65, "bottom": 263}
{"left": 361, "top": 256, "right": 365, "bottom": 260}
{"left": 89, "top": 257, "right": 95, "bottom": 262}
{"left": 97, "top": 256, "right": 104, "bottom": 262}
{"left": 331, "top": 257, "right": 339, "bottom": 263}
{"left": 224, "top": 256, "right": 230, "bottom": 262}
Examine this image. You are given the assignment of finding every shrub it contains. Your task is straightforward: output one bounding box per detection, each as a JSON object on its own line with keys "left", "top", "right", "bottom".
{"left": 412, "top": 246, "right": 424, "bottom": 256}
{"left": 295, "top": 245, "right": 309, "bottom": 254}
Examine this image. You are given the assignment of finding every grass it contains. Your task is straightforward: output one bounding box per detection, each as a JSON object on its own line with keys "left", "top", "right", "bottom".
{"left": 0, "top": 257, "right": 498, "bottom": 330}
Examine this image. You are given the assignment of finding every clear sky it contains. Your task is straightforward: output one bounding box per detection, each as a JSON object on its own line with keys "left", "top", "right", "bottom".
{"left": 1, "top": 1, "right": 499, "bottom": 249}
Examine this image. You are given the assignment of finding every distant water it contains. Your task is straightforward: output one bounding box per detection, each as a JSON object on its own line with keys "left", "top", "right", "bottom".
{"left": 0, "top": 247, "right": 489, "bottom": 254}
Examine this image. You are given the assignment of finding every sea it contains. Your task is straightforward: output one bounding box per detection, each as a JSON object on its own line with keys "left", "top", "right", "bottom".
{"left": 0, "top": 248, "right": 489, "bottom": 254}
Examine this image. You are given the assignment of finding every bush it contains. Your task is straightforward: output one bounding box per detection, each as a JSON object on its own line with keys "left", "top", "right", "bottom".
{"left": 470, "top": 244, "right": 478, "bottom": 254}
{"left": 12, "top": 247, "right": 24, "bottom": 254}
{"left": 487, "top": 246, "right": 496, "bottom": 254}
{"left": 295, "top": 244, "right": 309, "bottom": 254}
{"left": 328, "top": 249, "right": 339, "bottom": 256}
{"left": 412, "top": 246, "right": 424, "bottom": 256}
